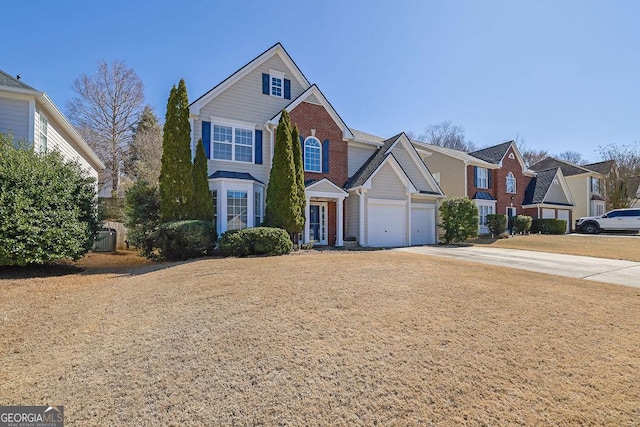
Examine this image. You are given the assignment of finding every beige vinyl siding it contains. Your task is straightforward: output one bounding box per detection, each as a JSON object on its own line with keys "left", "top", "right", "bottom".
{"left": 545, "top": 178, "right": 570, "bottom": 205}
{"left": 345, "top": 192, "right": 359, "bottom": 240}
{"left": 410, "top": 197, "right": 437, "bottom": 207}
{"left": 348, "top": 143, "right": 376, "bottom": 177}
{"left": 308, "top": 180, "right": 341, "bottom": 193}
{"left": 390, "top": 146, "right": 434, "bottom": 193}
{"left": 420, "top": 150, "right": 466, "bottom": 197}
{"left": 565, "top": 176, "right": 588, "bottom": 219}
{"left": 195, "top": 127, "right": 271, "bottom": 185}
{"left": 0, "top": 97, "right": 29, "bottom": 140}
{"left": 198, "top": 55, "right": 305, "bottom": 125}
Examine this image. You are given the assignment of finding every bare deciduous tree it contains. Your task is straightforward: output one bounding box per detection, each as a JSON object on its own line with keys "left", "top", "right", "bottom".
{"left": 598, "top": 143, "right": 640, "bottom": 209}
{"left": 557, "top": 150, "right": 586, "bottom": 165}
{"left": 68, "top": 60, "right": 145, "bottom": 197}
{"left": 514, "top": 136, "right": 548, "bottom": 168}
{"left": 413, "top": 120, "right": 476, "bottom": 152}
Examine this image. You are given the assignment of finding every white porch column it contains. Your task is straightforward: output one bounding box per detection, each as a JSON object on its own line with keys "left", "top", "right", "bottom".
{"left": 336, "top": 197, "right": 344, "bottom": 246}
{"left": 304, "top": 196, "right": 311, "bottom": 243}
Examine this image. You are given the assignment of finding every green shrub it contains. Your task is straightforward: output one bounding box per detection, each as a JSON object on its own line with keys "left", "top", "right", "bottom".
{"left": 0, "top": 133, "right": 98, "bottom": 265}
{"left": 125, "top": 181, "right": 161, "bottom": 258}
{"left": 486, "top": 214, "right": 507, "bottom": 236}
{"left": 156, "top": 220, "right": 217, "bottom": 261}
{"left": 531, "top": 218, "right": 566, "bottom": 235}
{"left": 218, "top": 227, "right": 292, "bottom": 257}
{"left": 439, "top": 197, "right": 479, "bottom": 244}
{"left": 98, "top": 197, "right": 126, "bottom": 222}
{"left": 512, "top": 215, "right": 533, "bottom": 234}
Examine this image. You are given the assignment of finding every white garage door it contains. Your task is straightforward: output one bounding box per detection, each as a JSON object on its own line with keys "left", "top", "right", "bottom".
{"left": 557, "top": 210, "right": 570, "bottom": 233}
{"left": 542, "top": 208, "right": 556, "bottom": 219}
{"left": 368, "top": 201, "right": 406, "bottom": 247}
{"left": 411, "top": 204, "right": 436, "bottom": 245}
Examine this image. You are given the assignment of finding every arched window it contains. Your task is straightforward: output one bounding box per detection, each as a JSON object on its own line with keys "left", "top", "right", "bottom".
{"left": 304, "top": 137, "right": 321, "bottom": 172}
{"left": 506, "top": 172, "right": 516, "bottom": 194}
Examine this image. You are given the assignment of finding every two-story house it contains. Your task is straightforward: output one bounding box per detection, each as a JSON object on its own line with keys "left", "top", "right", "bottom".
{"left": 188, "top": 43, "right": 443, "bottom": 247}
{"left": 530, "top": 157, "right": 610, "bottom": 222}
{"left": 418, "top": 140, "right": 575, "bottom": 233}
{"left": 0, "top": 69, "right": 104, "bottom": 182}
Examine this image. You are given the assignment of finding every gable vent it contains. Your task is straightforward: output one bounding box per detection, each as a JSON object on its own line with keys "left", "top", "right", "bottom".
{"left": 305, "top": 93, "right": 322, "bottom": 105}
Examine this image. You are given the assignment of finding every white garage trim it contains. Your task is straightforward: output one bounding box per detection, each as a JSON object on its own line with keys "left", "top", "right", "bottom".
{"left": 367, "top": 198, "right": 407, "bottom": 247}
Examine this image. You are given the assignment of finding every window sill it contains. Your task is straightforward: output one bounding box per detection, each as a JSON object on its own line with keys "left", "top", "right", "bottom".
{"left": 211, "top": 158, "right": 255, "bottom": 165}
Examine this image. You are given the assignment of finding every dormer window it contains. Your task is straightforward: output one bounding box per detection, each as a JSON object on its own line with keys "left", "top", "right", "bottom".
{"left": 506, "top": 172, "right": 516, "bottom": 193}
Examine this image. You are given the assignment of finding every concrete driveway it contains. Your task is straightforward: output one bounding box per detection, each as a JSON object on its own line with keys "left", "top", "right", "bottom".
{"left": 394, "top": 246, "right": 640, "bottom": 288}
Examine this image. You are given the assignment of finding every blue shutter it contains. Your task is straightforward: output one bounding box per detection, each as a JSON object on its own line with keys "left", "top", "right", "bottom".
{"left": 299, "top": 135, "right": 305, "bottom": 162}
{"left": 322, "top": 139, "right": 329, "bottom": 173}
{"left": 473, "top": 166, "right": 478, "bottom": 187}
{"left": 284, "top": 79, "right": 291, "bottom": 99}
{"left": 488, "top": 169, "right": 492, "bottom": 189}
{"left": 202, "top": 121, "right": 211, "bottom": 159}
{"left": 254, "top": 130, "right": 263, "bottom": 164}
{"left": 262, "top": 73, "right": 270, "bottom": 95}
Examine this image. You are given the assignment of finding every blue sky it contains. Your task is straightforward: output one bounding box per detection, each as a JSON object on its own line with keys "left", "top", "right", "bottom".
{"left": 3, "top": 0, "right": 639, "bottom": 162}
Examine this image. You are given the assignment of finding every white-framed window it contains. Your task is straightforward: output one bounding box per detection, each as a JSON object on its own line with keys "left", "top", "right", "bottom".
{"left": 591, "top": 177, "right": 601, "bottom": 194}
{"left": 476, "top": 167, "right": 488, "bottom": 189}
{"left": 506, "top": 172, "right": 516, "bottom": 193}
{"left": 596, "top": 204, "right": 604, "bottom": 216}
{"left": 478, "top": 204, "right": 494, "bottom": 226}
{"left": 304, "top": 137, "right": 321, "bottom": 172}
{"left": 227, "top": 190, "right": 248, "bottom": 230}
{"left": 39, "top": 114, "right": 48, "bottom": 151}
{"left": 269, "top": 70, "right": 285, "bottom": 98}
{"left": 212, "top": 124, "right": 254, "bottom": 163}
{"left": 254, "top": 191, "right": 263, "bottom": 226}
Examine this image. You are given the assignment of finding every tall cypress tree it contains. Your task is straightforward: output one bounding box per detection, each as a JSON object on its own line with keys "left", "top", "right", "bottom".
{"left": 159, "top": 79, "right": 193, "bottom": 221}
{"left": 291, "top": 125, "right": 306, "bottom": 234}
{"left": 264, "top": 110, "right": 302, "bottom": 236}
{"left": 192, "top": 138, "right": 213, "bottom": 221}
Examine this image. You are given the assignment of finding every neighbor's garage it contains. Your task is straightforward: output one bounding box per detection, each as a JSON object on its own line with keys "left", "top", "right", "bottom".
{"left": 367, "top": 199, "right": 406, "bottom": 247}
{"left": 542, "top": 208, "right": 571, "bottom": 233}
{"left": 410, "top": 203, "right": 436, "bottom": 245}
{"left": 557, "top": 210, "right": 571, "bottom": 233}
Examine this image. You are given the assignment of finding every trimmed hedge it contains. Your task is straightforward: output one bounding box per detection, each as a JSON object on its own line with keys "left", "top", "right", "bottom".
{"left": 156, "top": 220, "right": 217, "bottom": 261}
{"left": 512, "top": 215, "right": 533, "bottom": 234}
{"left": 531, "top": 218, "right": 566, "bottom": 235}
{"left": 486, "top": 214, "right": 507, "bottom": 236}
{"left": 218, "top": 227, "right": 292, "bottom": 257}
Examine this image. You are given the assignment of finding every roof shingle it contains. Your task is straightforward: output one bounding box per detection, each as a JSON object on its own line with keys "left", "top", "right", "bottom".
{"left": 468, "top": 141, "right": 513, "bottom": 164}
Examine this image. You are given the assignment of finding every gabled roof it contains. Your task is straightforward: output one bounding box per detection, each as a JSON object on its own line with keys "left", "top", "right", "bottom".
{"left": 412, "top": 140, "right": 498, "bottom": 168}
{"left": 523, "top": 167, "right": 574, "bottom": 206}
{"left": 305, "top": 177, "right": 348, "bottom": 196}
{"left": 349, "top": 128, "right": 385, "bottom": 146}
{"left": 189, "top": 43, "right": 310, "bottom": 113}
{"left": 0, "top": 69, "right": 37, "bottom": 91}
{"left": 530, "top": 157, "right": 593, "bottom": 177}
{"left": 584, "top": 160, "right": 615, "bottom": 175}
{"left": 346, "top": 133, "right": 403, "bottom": 189}
{"left": 208, "top": 170, "right": 263, "bottom": 184}
{"left": 268, "top": 84, "right": 354, "bottom": 139}
{"left": 468, "top": 141, "right": 513, "bottom": 164}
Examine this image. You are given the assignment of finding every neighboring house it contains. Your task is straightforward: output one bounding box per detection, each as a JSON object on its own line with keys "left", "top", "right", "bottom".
{"left": 0, "top": 69, "right": 104, "bottom": 183}
{"left": 418, "top": 140, "right": 575, "bottom": 233}
{"left": 530, "top": 157, "right": 609, "bottom": 221}
{"left": 521, "top": 167, "right": 575, "bottom": 233}
{"left": 188, "top": 43, "right": 443, "bottom": 247}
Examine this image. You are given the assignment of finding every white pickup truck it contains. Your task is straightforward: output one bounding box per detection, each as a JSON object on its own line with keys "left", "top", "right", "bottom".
{"left": 575, "top": 208, "right": 640, "bottom": 234}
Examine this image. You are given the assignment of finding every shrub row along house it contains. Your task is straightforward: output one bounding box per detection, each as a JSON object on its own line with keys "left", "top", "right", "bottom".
{"left": 0, "top": 69, "right": 104, "bottom": 182}
{"left": 190, "top": 43, "right": 612, "bottom": 246}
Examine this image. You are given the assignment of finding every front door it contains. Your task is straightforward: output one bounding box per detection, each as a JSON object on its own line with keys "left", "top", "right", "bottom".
{"left": 506, "top": 207, "right": 516, "bottom": 232}
{"left": 309, "top": 203, "right": 327, "bottom": 245}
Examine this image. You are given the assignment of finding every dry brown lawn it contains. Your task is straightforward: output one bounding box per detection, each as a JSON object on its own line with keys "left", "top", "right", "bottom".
{"left": 2, "top": 251, "right": 640, "bottom": 425}
{"left": 473, "top": 233, "right": 640, "bottom": 262}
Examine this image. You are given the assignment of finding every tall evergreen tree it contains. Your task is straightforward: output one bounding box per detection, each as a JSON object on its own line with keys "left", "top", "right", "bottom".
{"left": 192, "top": 138, "right": 214, "bottom": 221}
{"left": 126, "top": 105, "right": 163, "bottom": 184}
{"left": 159, "top": 79, "right": 193, "bottom": 221}
{"left": 290, "top": 125, "right": 306, "bottom": 234}
{"left": 264, "top": 110, "right": 302, "bottom": 236}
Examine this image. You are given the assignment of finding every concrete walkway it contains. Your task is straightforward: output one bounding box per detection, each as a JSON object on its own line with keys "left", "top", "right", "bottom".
{"left": 394, "top": 246, "right": 640, "bottom": 288}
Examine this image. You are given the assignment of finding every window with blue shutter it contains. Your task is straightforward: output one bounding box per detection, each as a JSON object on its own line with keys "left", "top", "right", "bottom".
{"left": 473, "top": 166, "right": 478, "bottom": 187}
{"left": 284, "top": 79, "right": 291, "bottom": 100}
{"left": 255, "top": 130, "right": 263, "bottom": 164}
{"left": 322, "top": 139, "right": 329, "bottom": 173}
{"left": 262, "top": 73, "right": 270, "bottom": 95}
{"left": 304, "top": 137, "right": 321, "bottom": 172}
{"left": 202, "top": 121, "right": 211, "bottom": 159}
{"left": 487, "top": 169, "right": 492, "bottom": 189}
